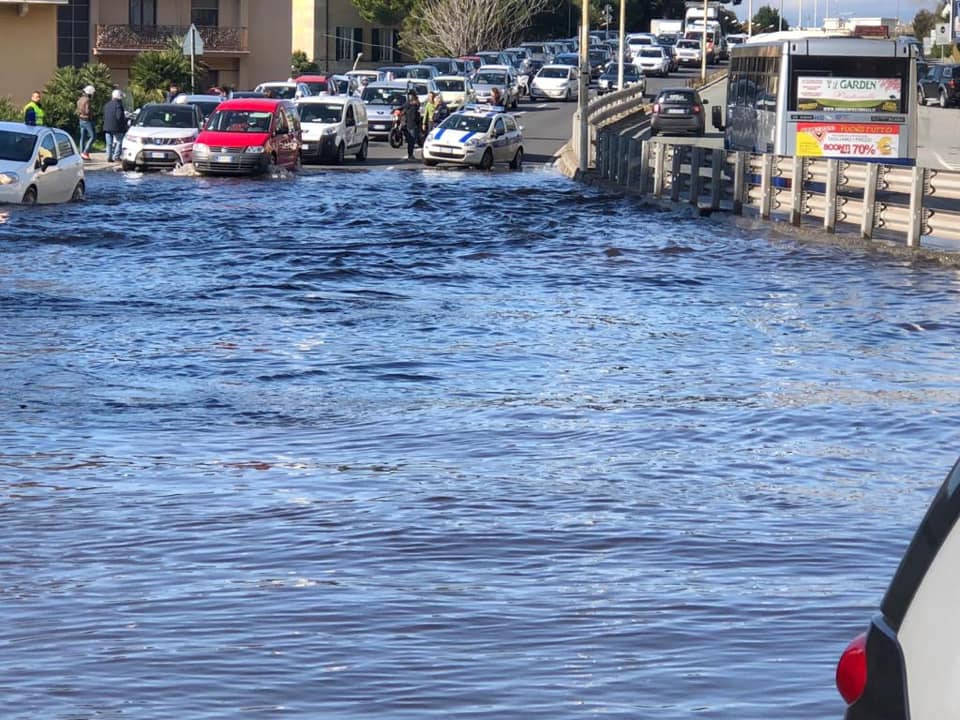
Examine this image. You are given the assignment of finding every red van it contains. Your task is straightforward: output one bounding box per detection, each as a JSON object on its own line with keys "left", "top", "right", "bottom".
{"left": 192, "top": 98, "right": 301, "bottom": 175}
{"left": 295, "top": 74, "right": 333, "bottom": 95}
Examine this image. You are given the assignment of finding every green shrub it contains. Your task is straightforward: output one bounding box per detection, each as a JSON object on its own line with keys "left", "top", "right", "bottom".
{"left": 0, "top": 95, "right": 19, "bottom": 122}
{"left": 129, "top": 45, "right": 207, "bottom": 101}
{"left": 41, "top": 62, "right": 116, "bottom": 136}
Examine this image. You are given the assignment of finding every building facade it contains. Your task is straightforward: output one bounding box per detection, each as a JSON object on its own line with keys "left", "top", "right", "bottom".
{"left": 291, "top": 0, "right": 407, "bottom": 74}
{"left": 0, "top": 0, "right": 67, "bottom": 107}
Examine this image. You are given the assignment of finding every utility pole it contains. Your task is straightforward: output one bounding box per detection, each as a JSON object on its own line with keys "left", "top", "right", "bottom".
{"left": 700, "top": 0, "right": 708, "bottom": 83}
{"left": 578, "top": 0, "right": 589, "bottom": 172}
{"left": 617, "top": 0, "right": 626, "bottom": 91}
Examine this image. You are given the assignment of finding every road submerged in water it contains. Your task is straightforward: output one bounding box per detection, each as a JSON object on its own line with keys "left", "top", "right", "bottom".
{"left": 2, "top": 165, "right": 960, "bottom": 719}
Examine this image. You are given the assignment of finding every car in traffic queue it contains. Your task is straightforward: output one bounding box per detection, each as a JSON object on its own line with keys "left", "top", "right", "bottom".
{"left": 597, "top": 63, "right": 646, "bottom": 95}
{"left": 294, "top": 74, "right": 333, "bottom": 95}
{"left": 836, "top": 455, "right": 960, "bottom": 720}
{"left": 420, "top": 57, "right": 461, "bottom": 76}
{"left": 422, "top": 105, "right": 524, "bottom": 170}
{"left": 552, "top": 52, "right": 580, "bottom": 68}
{"left": 346, "top": 69, "right": 385, "bottom": 86}
{"left": 674, "top": 38, "right": 703, "bottom": 67}
{"left": 359, "top": 82, "right": 409, "bottom": 140}
{"left": 918, "top": 63, "right": 960, "bottom": 108}
{"left": 192, "top": 98, "right": 302, "bottom": 174}
{"left": 120, "top": 102, "right": 204, "bottom": 171}
{"left": 253, "top": 81, "right": 311, "bottom": 101}
{"left": 434, "top": 75, "right": 476, "bottom": 111}
{"left": 650, "top": 88, "right": 707, "bottom": 136}
{"left": 0, "top": 121, "right": 84, "bottom": 204}
{"left": 634, "top": 46, "right": 671, "bottom": 77}
{"left": 171, "top": 93, "right": 224, "bottom": 121}
{"left": 529, "top": 64, "right": 579, "bottom": 102}
{"left": 297, "top": 95, "right": 368, "bottom": 164}
{"left": 403, "top": 64, "right": 440, "bottom": 80}
{"left": 471, "top": 65, "right": 520, "bottom": 109}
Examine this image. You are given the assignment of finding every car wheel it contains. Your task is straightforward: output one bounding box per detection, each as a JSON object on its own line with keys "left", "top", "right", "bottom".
{"left": 478, "top": 148, "right": 493, "bottom": 170}
{"left": 121, "top": 160, "right": 135, "bottom": 171}
{"left": 292, "top": 152, "right": 302, "bottom": 172}
{"left": 564, "top": 88, "right": 571, "bottom": 102}
{"left": 918, "top": 88, "right": 925, "bottom": 105}
{"left": 424, "top": 159, "right": 438, "bottom": 167}
{"left": 21, "top": 186, "right": 37, "bottom": 205}
{"left": 940, "top": 90, "right": 948, "bottom": 109}
{"left": 335, "top": 142, "right": 345, "bottom": 164}
{"left": 356, "top": 137, "right": 368, "bottom": 161}
{"left": 70, "top": 180, "right": 85, "bottom": 202}
{"left": 509, "top": 147, "right": 523, "bottom": 170}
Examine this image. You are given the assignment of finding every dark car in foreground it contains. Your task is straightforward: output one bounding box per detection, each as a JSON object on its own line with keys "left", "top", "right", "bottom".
{"left": 837, "top": 456, "right": 960, "bottom": 719}
{"left": 649, "top": 88, "right": 706, "bottom": 136}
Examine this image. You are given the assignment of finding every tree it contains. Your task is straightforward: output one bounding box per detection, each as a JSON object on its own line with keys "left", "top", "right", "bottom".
{"left": 41, "top": 62, "right": 116, "bottom": 136}
{"left": 751, "top": 5, "right": 788, "bottom": 33}
{"left": 402, "top": 0, "right": 551, "bottom": 58}
{"left": 913, "top": 9, "right": 937, "bottom": 40}
{"left": 291, "top": 50, "right": 319, "bottom": 75}
{"left": 354, "top": 0, "right": 417, "bottom": 26}
{"left": 129, "top": 43, "right": 204, "bottom": 105}
{"left": 0, "top": 95, "right": 19, "bottom": 122}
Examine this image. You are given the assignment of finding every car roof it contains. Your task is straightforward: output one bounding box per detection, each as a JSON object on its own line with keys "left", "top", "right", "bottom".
{"left": 212, "top": 98, "right": 286, "bottom": 110}
{"left": 143, "top": 102, "right": 198, "bottom": 110}
{"left": 477, "top": 64, "right": 511, "bottom": 71}
{"left": 297, "top": 95, "right": 353, "bottom": 105}
{"left": 0, "top": 121, "right": 45, "bottom": 136}
{"left": 434, "top": 75, "right": 467, "bottom": 81}
{"left": 540, "top": 64, "right": 574, "bottom": 70}
{"left": 174, "top": 94, "right": 224, "bottom": 102}
{"left": 258, "top": 81, "right": 297, "bottom": 87}
{"left": 295, "top": 74, "right": 330, "bottom": 82}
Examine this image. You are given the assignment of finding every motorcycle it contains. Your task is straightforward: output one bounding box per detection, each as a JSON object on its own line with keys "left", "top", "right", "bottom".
{"left": 389, "top": 108, "right": 405, "bottom": 148}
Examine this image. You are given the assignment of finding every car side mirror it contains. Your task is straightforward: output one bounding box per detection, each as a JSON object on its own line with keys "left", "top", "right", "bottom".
{"left": 39, "top": 155, "right": 58, "bottom": 171}
{"left": 495, "top": 127, "right": 504, "bottom": 137}
{"left": 702, "top": 98, "right": 709, "bottom": 105}
{"left": 711, "top": 104, "right": 724, "bottom": 131}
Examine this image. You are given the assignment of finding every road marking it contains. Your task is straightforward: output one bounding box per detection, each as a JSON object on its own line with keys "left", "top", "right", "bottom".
{"left": 536, "top": 104, "right": 549, "bottom": 109}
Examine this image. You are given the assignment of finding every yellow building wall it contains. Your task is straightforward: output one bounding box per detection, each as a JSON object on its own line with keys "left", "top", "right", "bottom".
{"left": 0, "top": 5, "right": 60, "bottom": 112}
{"left": 242, "top": 0, "right": 294, "bottom": 88}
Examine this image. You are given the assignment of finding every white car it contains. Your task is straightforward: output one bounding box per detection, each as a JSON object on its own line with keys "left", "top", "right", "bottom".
{"left": 254, "top": 81, "right": 312, "bottom": 101}
{"left": 0, "top": 121, "right": 85, "bottom": 204}
{"left": 434, "top": 75, "right": 476, "bottom": 111}
{"left": 297, "top": 95, "right": 369, "bottom": 163}
{"left": 471, "top": 64, "right": 520, "bottom": 108}
{"left": 120, "top": 102, "right": 204, "bottom": 171}
{"left": 422, "top": 106, "right": 524, "bottom": 170}
{"left": 634, "top": 46, "right": 671, "bottom": 77}
{"left": 360, "top": 82, "right": 413, "bottom": 140}
{"left": 674, "top": 39, "right": 703, "bottom": 67}
{"left": 529, "top": 64, "right": 578, "bottom": 102}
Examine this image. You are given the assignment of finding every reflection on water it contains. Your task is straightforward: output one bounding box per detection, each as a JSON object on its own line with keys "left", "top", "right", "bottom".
{"left": 1, "top": 168, "right": 960, "bottom": 719}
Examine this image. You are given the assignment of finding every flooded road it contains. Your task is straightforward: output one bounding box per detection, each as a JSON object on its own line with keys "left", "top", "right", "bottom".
{"left": 2, "top": 166, "right": 960, "bottom": 719}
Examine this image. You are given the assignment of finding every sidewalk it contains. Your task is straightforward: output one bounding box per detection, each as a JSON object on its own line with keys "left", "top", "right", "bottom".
{"left": 83, "top": 151, "right": 119, "bottom": 172}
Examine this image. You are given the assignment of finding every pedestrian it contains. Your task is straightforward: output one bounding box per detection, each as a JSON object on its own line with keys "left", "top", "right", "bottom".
{"left": 399, "top": 91, "right": 421, "bottom": 160}
{"left": 23, "top": 91, "right": 45, "bottom": 126}
{"left": 164, "top": 82, "right": 181, "bottom": 103}
{"left": 103, "top": 89, "right": 128, "bottom": 163}
{"left": 433, "top": 94, "right": 450, "bottom": 127}
{"left": 76, "top": 85, "right": 95, "bottom": 160}
{"left": 421, "top": 92, "right": 437, "bottom": 135}
{"left": 489, "top": 87, "right": 502, "bottom": 107}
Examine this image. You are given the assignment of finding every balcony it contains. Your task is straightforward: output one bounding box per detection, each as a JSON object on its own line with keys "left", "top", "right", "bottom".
{"left": 94, "top": 25, "right": 248, "bottom": 55}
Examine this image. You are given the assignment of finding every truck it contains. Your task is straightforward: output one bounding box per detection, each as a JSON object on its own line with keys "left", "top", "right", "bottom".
{"left": 684, "top": 1, "right": 720, "bottom": 32}
{"left": 650, "top": 18, "right": 684, "bottom": 36}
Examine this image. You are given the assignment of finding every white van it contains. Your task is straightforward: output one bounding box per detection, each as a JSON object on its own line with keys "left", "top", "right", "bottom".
{"left": 296, "top": 95, "right": 368, "bottom": 164}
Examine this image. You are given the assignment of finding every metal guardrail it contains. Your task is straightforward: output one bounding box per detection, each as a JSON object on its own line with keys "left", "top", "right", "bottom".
{"left": 571, "top": 84, "right": 648, "bottom": 168}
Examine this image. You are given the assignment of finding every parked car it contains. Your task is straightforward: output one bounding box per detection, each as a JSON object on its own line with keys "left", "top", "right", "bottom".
{"left": 330, "top": 74, "right": 359, "bottom": 96}
{"left": 471, "top": 65, "right": 520, "bottom": 108}
{"left": 634, "top": 46, "right": 671, "bottom": 77}
{"left": 0, "top": 121, "right": 84, "bottom": 204}
{"left": 553, "top": 52, "right": 580, "bottom": 68}
{"left": 254, "top": 81, "right": 311, "bottom": 101}
{"left": 422, "top": 107, "right": 524, "bottom": 170}
{"left": 477, "top": 50, "right": 510, "bottom": 66}
{"left": 360, "top": 82, "right": 409, "bottom": 140}
{"left": 597, "top": 64, "right": 646, "bottom": 95}
{"left": 434, "top": 75, "right": 476, "bottom": 111}
{"left": 403, "top": 64, "right": 440, "bottom": 80}
{"left": 297, "top": 95, "right": 368, "bottom": 164}
{"left": 529, "top": 64, "right": 579, "bottom": 102}
{"left": 588, "top": 48, "right": 610, "bottom": 78}
{"left": 918, "top": 63, "right": 960, "bottom": 108}
{"left": 192, "top": 98, "right": 301, "bottom": 174}
{"left": 675, "top": 38, "right": 703, "bottom": 67}
{"left": 120, "top": 102, "right": 204, "bottom": 171}
{"left": 346, "top": 69, "right": 385, "bottom": 86}
{"left": 171, "top": 93, "right": 224, "bottom": 121}
{"left": 420, "top": 57, "right": 461, "bottom": 76}
{"left": 650, "top": 88, "right": 706, "bottom": 136}
{"left": 519, "top": 42, "right": 553, "bottom": 64}
{"left": 295, "top": 74, "right": 334, "bottom": 95}
{"left": 836, "top": 455, "right": 960, "bottom": 719}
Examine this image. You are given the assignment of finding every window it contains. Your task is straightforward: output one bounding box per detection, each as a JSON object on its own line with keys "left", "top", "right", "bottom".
{"left": 129, "top": 0, "right": 156, "bottom": 26}
{"left": 336, "top": 27, "right": 362, "bottom": 62}
{"left": 191, "top": 0, "right": 218, "bottom": 27}
{"left": 371, "top": 29, "right": 382, "bottom": 62}
{"left": 39, "top": 133, "right": 58, "bottom": 162}
{"left": 54, "top": 131, "right": 76, "bottom": 158}
{"left": 57, "top": 0, "right": 90, "bottom": 68}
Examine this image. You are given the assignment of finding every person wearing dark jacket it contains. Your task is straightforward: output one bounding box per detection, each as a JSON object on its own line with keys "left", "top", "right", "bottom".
{"left": 164, "top": 83, "right": 181, "bottom": 103}
{"left": 103, "top": 89, "right": 128, "bottom": 162}
{"left": 399, "top": 92, "right": 421, "bottom": 160}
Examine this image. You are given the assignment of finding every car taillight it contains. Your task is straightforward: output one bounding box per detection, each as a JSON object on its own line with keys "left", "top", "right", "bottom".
{"left": 692, "top": 105, "right": 701, "bottom": 114}
{"left": 652, "top": 103, "right": 660, "bottom": 113}
{"left": 836, "top": 632, "right": 868, "bottom": 705}
{"left": 949, "top": 80, "right": 956, "bottom": 88}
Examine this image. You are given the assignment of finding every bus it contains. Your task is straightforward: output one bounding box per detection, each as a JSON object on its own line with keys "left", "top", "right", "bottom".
{"left": 716, "top": 35, "right": 919, "bottom": 165}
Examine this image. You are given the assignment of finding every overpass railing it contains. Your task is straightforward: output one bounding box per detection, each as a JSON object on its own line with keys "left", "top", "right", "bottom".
{"left": 571, "top": 84, "right": 648, "bottom": 167}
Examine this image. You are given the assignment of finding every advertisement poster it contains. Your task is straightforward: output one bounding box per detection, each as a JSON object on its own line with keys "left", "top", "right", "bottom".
{"left": 795, "top": 123, "right": 900, "bottom": 159}
{"left": 796, "top": 76, "right": 901, "bottom": 112}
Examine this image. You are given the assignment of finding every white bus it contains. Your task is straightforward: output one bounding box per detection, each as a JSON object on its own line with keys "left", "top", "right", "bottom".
{"left": 715, "top": 35, "right": 919, "bottom": 165}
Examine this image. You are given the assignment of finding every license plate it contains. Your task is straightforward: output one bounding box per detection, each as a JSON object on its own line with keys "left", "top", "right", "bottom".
{"left": 667, "top": 108, "right": 686, "bottom": 114}
{"left": 301, "top": 143, "right": 311, "bottom": 150}
{"left": 373, "top": 124, "right": 387, "bottom": 130}
{"left": 149, "top": 151, "right": 166, "bottom": 159}
{"left": 216, "top": 155, "right": 232, "bottom": 163}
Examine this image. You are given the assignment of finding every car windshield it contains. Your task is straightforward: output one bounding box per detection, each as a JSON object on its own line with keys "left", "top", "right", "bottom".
{"left": 0, "top": 129, "right": 36, "bottom": 162}
{"left": 589, "top": 51, "right": 607, "bottom": 61}
{"left": 678, "top": 40, "right": 700, "bottom": 49}
{"left": 539, "top": 67, "right": 570, "bottom": 79}
{"left": 475, "top": 71, "right": 507, "bottom": 84}
{"left": 136, "top": 106, "right": 198, "bottom": 128}
{"left": 641, "top": 48, "right": 663, "bottom": 58}
{"left": 299, "top": 103, "right": 343, "bottom": 123}
{"left": 259, "top": 85, "right": 296, "bottom": 99}
{"left": 424, "top": 60, "right": 454, "bottom": 73}
{"left": 555, "top": 54, "right": 579, "bottom": 65}
{"left": 301, "top": 81, "right": 327, "bottom": 94}
{"left": 362, "top": 87, "right": 407, "bottom": 106}
{"left": 205, "top": 109, "right": 273, "bottom": 133}
{"left": 436, "top": 79, "right": 465, "bottom": 92}
{"left": 191, "top": 101, "right": 221, "bottom": 119}
{"left": 439, "top": 114, "right": 492, "bottom": 134}
{"left": 405, "top": 67, "right": 433, "bottom": 79}
{"left": 658, "top": 91, "right": 696, "bottom": 104}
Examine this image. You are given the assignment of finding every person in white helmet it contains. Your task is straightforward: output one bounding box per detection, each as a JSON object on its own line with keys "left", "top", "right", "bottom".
{"left": 76, "top": 84, "right": 96, "bottom": 160}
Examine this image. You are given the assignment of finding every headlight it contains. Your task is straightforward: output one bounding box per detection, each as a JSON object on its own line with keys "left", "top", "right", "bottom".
{"left": 125, "top": 135, "right": 144, "bottom": 145}
{"left": 464, "top": 137, "right": 485, "bottom": 147}
{"left": 0, "top": 172, "right": 18, "bottom": 186}
{"left": 322, "top": 127, "right": 338, "bottom": 136}
{"left": 244, "top": 146, "right": 266, "bottom": 154}
{"left": 194, "top": 143, "right": 209, "bottom": 153}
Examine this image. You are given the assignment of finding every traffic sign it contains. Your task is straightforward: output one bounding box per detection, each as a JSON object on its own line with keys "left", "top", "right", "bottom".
{"left": 181, "top": 24, "right": 204, "bottom": 56}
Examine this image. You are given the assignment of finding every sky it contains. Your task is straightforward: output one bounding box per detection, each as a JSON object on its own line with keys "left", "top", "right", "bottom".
{"left": 727, "top": 0, "right": 947, "bottom": 27}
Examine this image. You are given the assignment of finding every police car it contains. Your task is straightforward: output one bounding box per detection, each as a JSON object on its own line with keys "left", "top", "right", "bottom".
{"left": 421, "top": 105, "right": 523, "bottom": 170}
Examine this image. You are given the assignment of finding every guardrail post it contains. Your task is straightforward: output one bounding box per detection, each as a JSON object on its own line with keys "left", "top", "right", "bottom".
{"left": 600, "top": 132, "right": 610, "bottom": 178}
{"left": 824, "top": 159, "right": 839, "bottom": 233}
{"left": 733, "top": 152, "right": 747, "bottom": 215}
{"left": 760, "top": 153, "right": 774, "bottom": 220}
{"left": 710, "top": 149, "right": 722, "bottom": 210}
{"left": 611, "top": 132, "right": 622, "bottom": 183}
{"left": 653, "top": 142, "right": 665, "bottom": 198}
{"left": 861, "top": 163, "right": 879, "bottom": 240}
{"left": 636, "top": 139, "right": 650, "bottom": 193}
{"left": 907, "top": 166, "right": 925, "bottom": 248}
{"left": 689, "top": 147, "right": 703, "bottom": 206}
{"left": 790, "top": 156, "right": 805, "bottom": 226}
{"left": 671, "top": 144, "right": 684, "bottom": 203}
{"left": 619, "top": 137, "right": 631, "bottom": 186}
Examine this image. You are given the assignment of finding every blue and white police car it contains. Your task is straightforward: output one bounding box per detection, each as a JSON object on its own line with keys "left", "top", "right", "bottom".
{"left": 422, "top": 105, "right": 524, "bottom": 170}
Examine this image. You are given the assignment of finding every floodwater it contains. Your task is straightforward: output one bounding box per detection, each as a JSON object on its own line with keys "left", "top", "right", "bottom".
{"left": 2, "top": 166, "right": 960, "bottom": 719}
